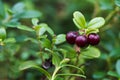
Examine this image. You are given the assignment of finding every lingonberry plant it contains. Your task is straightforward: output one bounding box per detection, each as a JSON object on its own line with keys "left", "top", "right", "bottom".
{"left": 1, "top": 0, "right": 120, "bottom": 80}
{"left": 17, "top": 11, "right": 105, "bottom": 80}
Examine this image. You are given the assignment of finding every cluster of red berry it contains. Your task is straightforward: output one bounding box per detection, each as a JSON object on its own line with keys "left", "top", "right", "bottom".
{"left": 66, "top": 31, "right": 100, "bottom": 48}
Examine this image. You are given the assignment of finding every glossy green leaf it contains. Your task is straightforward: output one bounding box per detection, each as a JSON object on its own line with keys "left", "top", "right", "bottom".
{"left": 115, "top": 0, "right": 120, "bottom": 7}
{"left": 32, "top": 18, "right": 39, "bottom": 26}
{"left": 55, "top": 34, "right": 66, "bottom": 45}
{"left": 19, "top": 61, "right": 51, "bottom": 79}
{"left": 17, "top": 25, "right": 34, "bottom": 32}
{"left": 39, "top": 23, "right": 54, "bottom": 36}
{"left": 0, "top": 0, "right": 5, "bottom": 19}
{"left": 40, "top": 38, "right": 51, "bottom": 48}
{"left": 52, "top": 52, "right": 61, "bottom": 67}
{"left": 107, "top": 71, "right": 120, "bottom": 78}
{"left": 88, "top": 17, "right": 105, "bottom": 29}
{"left": 73, "top": 11, "right": 86, "bottom": 29}
{"left": 4, "top": 38, "right": 16, "bottom": 43}
{"left": 86, "top": 28, "right": 99, "bottom": 35}
{"left": 0, "top": 27, "right": 6, "bottom": 40}
{"left": 20, "top": 10, "right": 42, "bottom": 18}
{"left": 116, "top": 59, "right": 120, "bottom": 76}
{"left": 36, "top": 26, "right": 46, "bottom": 36}
{"left": 5, "top": 21, "right": 20, "bottom": 28}
{"left": 12, "top": 2, "right": 25, "bottom": 13}
{"left": 93, "top": 71, "right": 106, "bottom": 79}
{"left": 81, "top": 47, "right": 101, "bottom": 59}
{"left": 60, "top": 58, "right": 70, "bottom": 65}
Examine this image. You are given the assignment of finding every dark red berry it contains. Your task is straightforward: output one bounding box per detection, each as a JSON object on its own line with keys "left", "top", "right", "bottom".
{"left": 66, "top": 31, "right": 78, "bottom": 44}
{"left": 75, "top": 35, "right": 88, "bottom": 47}
{"left": 42, "top": 60, "right": 52, "bottom": 69}
{"left": 88, "top": 33, "right": 100, "bottom": 45}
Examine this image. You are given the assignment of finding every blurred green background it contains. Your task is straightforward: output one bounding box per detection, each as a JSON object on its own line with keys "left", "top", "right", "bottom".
{"left": 0, "top": 0, "right": 120, "bottom": 80}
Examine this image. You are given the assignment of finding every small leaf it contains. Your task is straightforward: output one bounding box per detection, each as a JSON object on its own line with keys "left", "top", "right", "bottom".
{"left": 32, "top": 18, "right": 39, "bottom": 26}
{"left": 115, "top": 0, "right": 120, "bottom": 7}
{"left": 60, "top": 58, "right": 70, "bottom": 65}
{"left": 0, "top": 27, "right": 6, "bottom": 40}
{"left": 86, "top": 28, "right": 99, "bottom": 35}
{"left": 40, "top": 38, "right": 51, "bottom": 48}
{"left": 107, "top": 71, "right": 120, "bottom": 78}
{"left": 81, "top": 47, "right": 101, "bottom": 59}
{"left": 36, "top": 25, "right": 46, "bottom": 36}
{"left": 19, "top": 61, "right": 51, "bottom": 79}
{"left": 61, "top": 64, "right": 84, "bottom": 74}
{"left": 5, "top": 21, "right": 21, "bottom": 28}
{"left": 12, "top": 2, "right": 25, "bottom": 13}
{"left": 4, "top": 38, "right": 16, "bottom": 43}
{"left": 73, "top": 11, "right": 86, "bottom": 29}
{"left": 52, "top": 52, "right": 61, "bottom": 67}
{"left": 88, "top": 17, "right": 105, "bottom": 29}
{"left": 39, "top": 23, "right": 54, "bottom": 36}
{"left": 55, "top": 34, "right": 66, "bottom": 45}
{"left": 116, "top": 59, "right": 120, "bottom": 76}
{"left": 20, "top": 10, "right": 42, "bottom": 18}
{"left": 17, "top": 25, "right": 34, "bottom": 32}
{"left": 19, "top": 61, "right": 37, "bottom": 70}
{"left": 0, "top": 0, "right": 5, "bottom": 19}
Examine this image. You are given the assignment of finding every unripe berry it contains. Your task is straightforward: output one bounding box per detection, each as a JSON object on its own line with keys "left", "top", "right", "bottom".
{"left": 75, "top": 35, "right": 88, "bottom": 47}
{"left": 88, "top": 33, "right": 100, "bottom": 45}
{"left": 66, "top": 31, "right": 78, "bottom": 44}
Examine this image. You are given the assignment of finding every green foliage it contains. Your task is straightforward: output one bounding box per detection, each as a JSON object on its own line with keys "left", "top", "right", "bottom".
{"left": 0, "top": 0, "right": 5, "bottom": 19}
{"left": 0, "top": 0, "right": 120, "bottom": 80}
{"left": 0, "top": 27, "right": 6, "bottom": 41}
{"left": 115, "top": 0, "right": 120, "bottom": 7}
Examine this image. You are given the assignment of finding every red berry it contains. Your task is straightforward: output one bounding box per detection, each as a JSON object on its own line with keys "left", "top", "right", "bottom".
{"left": 75, "top": 35, "right": 88, "bottom": 47}
{"left": 88, "top": 33, "right": 100, "bottom": 45}
{"left": 66, "top": 31, "right": 78, "bottom": 44}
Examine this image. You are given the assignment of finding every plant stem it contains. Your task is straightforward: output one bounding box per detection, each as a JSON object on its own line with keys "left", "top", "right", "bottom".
{"left": 51, "top": 67, "right": 60, "bottom": 80}
{"left": 105, "top": 7, "right": 119, "bottom": 25}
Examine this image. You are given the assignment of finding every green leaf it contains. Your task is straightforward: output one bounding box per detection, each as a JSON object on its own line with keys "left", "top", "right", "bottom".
{"left": 5, "top": 21, "right": 20, "bottom": 28}
{"left": 0, "top": 27, "right": 6, "bottom": 40}
{"left": 20, "top": 10, "right": 42, "bottom": 18}
{"left": 0, "top": 0, "right": 5, "bottom": 19}
{"left": 4, "top": 38, "right": 16, "bottom": 43}
{"left": 40, "top": 38, "right": 51, "bottom": 48}
{"left": 39, "top": 23, "right": 54, "bottom": 36}
{"left": 116, "top": 59, "right": 120, "bottom": 76}
{"left": 35, "top": 25, "right": 46, "bottom": 36}
{"left": 93, "top": 71, "right": 106, "bottom": 79}
{"left": 57, "top": 73, "right": 86, "bottom": 78}
{"left": 12, "top": 2, "right": 25, "bottom": 13}
{"left": 17, "top": 25, "right": 34, "bottom": 32}
{"left": 32, "top": 18, "right": 39, "bottom": 26}
{"left": 60, "top": 58, "right": 70, "bottom": 65}
{"left": 19, "top": 61, "right": 51, "bottom": 79}
{"left": 107, "top": 71, "right": 120, "bottom": 78}
{"left": 73, "top": 11, "right": 86, "bottom": 29}
{"left": 55, "top": 34, "right": 66, "bottom": 45}
{"left": 86, "top": 28, "right": 99, "bottom": 35}
{"left": 61, "top": 64, "right": 84, "bottom": 74}
{"left": 81, "top": 47, "right": 101, "bottom": 59}
{"left": 88, "top": 17, "right": 105, "bottom": 29}
{"left": 52, "top": 52, "right": 61, "bottom": 67}
{"left": 115, "top": 0, "right": 120, "bottom": 7}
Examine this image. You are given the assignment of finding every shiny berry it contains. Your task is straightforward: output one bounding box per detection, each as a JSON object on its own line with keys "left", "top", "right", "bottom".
{"left": 66, "top": 31, "right": 78, "bottom": 44}
{"left": 75, "top": 35, "right": 88, "bottom": 47}
{"left": 88, "top": 33, "right": 100, "bottom": 45}
{"left": 42, "top": 60, "right": 52, "bottom": 69}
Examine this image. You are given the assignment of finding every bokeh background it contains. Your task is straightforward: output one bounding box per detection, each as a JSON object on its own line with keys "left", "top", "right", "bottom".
{"left": 0, "top": 0, "right": 120, "bottom": 80}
